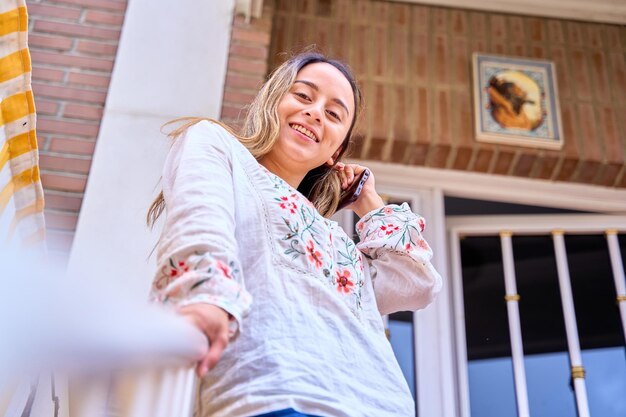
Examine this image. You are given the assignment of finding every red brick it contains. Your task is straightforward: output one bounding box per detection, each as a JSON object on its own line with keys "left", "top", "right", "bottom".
{"left": 454, "top": 90, "right": 473, "bottom": 148}
{"left": 220, "top": 104, "right": 246, "bottom": 120}
{"left": 491, "top": 15, "right": 507, "bottom": 40}
{"left": 370, "top": 83, "right": 389, "bottom": 140}
{"left": 227, "top": 57, "right": 267, "bottom": 76}
{"left": 393, "top": 85, "right": 410, "bottom": 142}
{"left": 411, "top": 33, "right": 428, "bottom": 84}
{"left": 452, "top": 37, "right": 469, "bottom": 85}
{"left": 586, "top": 25, "right": 605, "bottom": 48}
{"left": 49, "top": 137, "right": 96, "bottom": 155}
{"left": 567, "top": 22, "right": 584, "bottom": 46}
{"left": 433, "top": 8, "right": 448, "bottom": 34}
{"left": 46, "top": 230, "right": 74, "bottom": 252}
{"left": 512, "top": 152, "right": 538, "bottom": 177}
{"left": 594, "top": 163, "right": 622, "bottom": 187}
{"left": 433, "top": 35, "right": 448, "bottom": 84}
{"left": 469, "top": 12, "right": 487, "bottom": 39}
{"left": 32, "top": 83, "right": 107, "bottom": 104}
{"left": 44, "top": 210, "right": 78, "bottom": 231}
{"left": 366, "top": 138, "right": 386, "bottom": 161}
{"left": 534, "top": 154, "right": 559, "bottom": 179}
{"left": 590, "top": 51, "right": 610, "bottom": 103}
{"left": 29, "top": 34, "right": 73, "bottom": 51}
{"left": 51, "top": 0, "right": 126, "bottom": 12}
{"left": 605, "top": 26, "right": 623, "bottom": 49}
{"left": 35, "top": 99, "right": 60, "bottom": 116}
{"left": 63, "top": 103, "right": 103, "bottom": 120}
{"left": 555, "top": 158, "right": 579, "bottom": 181}
{"left": 408, "top": 143, "right": 429, "bottom": 166}
{"left": 33, "top": 20, "right": 121, "bottom": 41}
{"left": 231, "top": 27, "right": 271, "bottom": 46}
{"left": 38, "top": 118, "right": 100, "bottom": 137}
{"left": 575, "top": 160, "right": 602, "bottom": 184}
{"left": 225, "top": 73, "right": 263, "bottom": 91}
{"left": 76, "top": 40, "right": 118, "bottom": 56}
{"left": 452, "top": 147, "right": 472, "bottom": 171}
{"left": 547, "top": 20, "right": 565, "bottom": 43}
{"left": 68, "top": 72, "right": 110, "bottom": 88}
{"left": 352, "top": 24, "right": 369, "bottom": 78}
{"left": 551, "top": 48, "right": 571, "bottom": 99}
{"left": 608, "top": 52, "right": 626, "bottom": 106}
{"left": 434, "top": 89, "right": 451, "bottom": 146}
{"left": 493, "top": 150, "right": 515, "bottom": 175}
{"left": 577, "top": 103, "right": 602, "bottom": 162}
{"left": 84, "top": 10, "right": 125, "bottom": 26}
{"left": 415, "top": 87, "right": 430, "bottom": 145}
{"left": 30, "top": 50, "right": 114, "bottom": 71}
{"left": 390, "top": 140, "right": 409, "bottom": 164}
{"left": 32, "top": 66, "right": 65, "bottom": 82}
{"left": 223, "top": 89, "right": 257, "bottom": 105}
{"left": 230, "top": 43, "right": 268, "bottom": 60}
{"left": 508, "top": 16, "right": 525, "bottom": 39}
{"left": 372, "top": 25, "right": 388, "bottom": 77}
{"left": 26, "top": 3, "right": 81, "bottom": 20}
{"left": 411, "top": 5, "right": 428, "bottom": 34}
{"left": 528, "top": 18, "right": 545, "bottom": 42}
{"left": 428, "top": 144, "right": 451, "bottom": 169}
{"left": 598, "top": 107, "right": 624, "bottom": 163}
{"left": 390, "top": 26, "right": 408, "bottom": 81}
{"left": 40, "top": 154, "right": 92, "bottom": 174}
{"left": 473, "top": 148, "right": 495, "bottom": 173}
{"left": 451, "top": 10, "right": 468, "bottom": 36}
{"left": 510, "top": 42, "right": 526, "bottom": 57}
{"left": 43, "top": 191, "right": 83, "bottom": 211}
{"left": 570, "top": 49, "right": 592, "bottom": 101}
{"left": 41, "top": 172, "right": 87, "bottom": 192}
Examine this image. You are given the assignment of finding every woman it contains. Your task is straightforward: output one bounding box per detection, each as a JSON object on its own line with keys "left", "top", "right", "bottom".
{"left": 147, "top": 52, "right": 442, "bottom": 417}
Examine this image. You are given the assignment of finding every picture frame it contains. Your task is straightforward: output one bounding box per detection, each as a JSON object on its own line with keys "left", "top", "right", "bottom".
{"left": 472, "top": 53, "right": 564, "bottom": 150}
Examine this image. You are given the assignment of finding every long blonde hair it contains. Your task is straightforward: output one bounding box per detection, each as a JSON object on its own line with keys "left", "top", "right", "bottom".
{"left": 147, "top": 52, "right": 363, "bottom": 227}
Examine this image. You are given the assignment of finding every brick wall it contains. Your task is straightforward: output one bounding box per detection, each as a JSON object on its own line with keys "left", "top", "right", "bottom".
{"left": 220, "top": 3, "right": 274, "bottom": 129}
{"left": 27, "top": 0, "right": 127, "bottom": 264}
{"left": 265, "top": 0, "right": 626, "bottom": 189}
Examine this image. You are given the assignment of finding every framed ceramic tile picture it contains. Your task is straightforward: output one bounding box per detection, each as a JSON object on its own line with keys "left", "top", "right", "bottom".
{"left": 472, "top": 53, "right": 564, "bottom": 150}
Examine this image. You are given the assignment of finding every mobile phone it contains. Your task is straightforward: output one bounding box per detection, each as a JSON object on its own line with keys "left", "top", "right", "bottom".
{"left": 337, "top": 169, "right": 370, "bottom": 211}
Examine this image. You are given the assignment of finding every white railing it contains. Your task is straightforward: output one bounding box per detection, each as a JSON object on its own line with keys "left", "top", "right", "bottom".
{"left": 448, "top": 214, "right": 626, "bottom": 417}
{"left": 0, "top": 256, "right": 205, "bottom": 417}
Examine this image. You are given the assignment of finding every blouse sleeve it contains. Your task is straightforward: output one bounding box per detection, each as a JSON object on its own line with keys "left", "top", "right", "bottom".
{"left": 355, "top": 203, "right": 442, "bottom": 315}
{"left": 149, "top": 121, "right": 252, "bottom": 339}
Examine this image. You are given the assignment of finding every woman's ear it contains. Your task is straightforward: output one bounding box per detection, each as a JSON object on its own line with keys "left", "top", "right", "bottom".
{"left": 325, "top": 146, "right": 344, "bottom": 166}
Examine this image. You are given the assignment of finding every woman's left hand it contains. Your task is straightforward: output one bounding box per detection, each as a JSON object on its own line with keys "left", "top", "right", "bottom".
{"left": 335, "top": 163, "right": 385, "bottom": 218}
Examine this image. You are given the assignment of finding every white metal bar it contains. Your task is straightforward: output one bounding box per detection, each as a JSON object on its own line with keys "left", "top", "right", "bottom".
{"left": 606, "top": 230, "right": 626, "bottom": 343}
{"left": 177, "top": 368, "right": 198, "bottom": 417}
{"left": 450, "top": 230, "right": 471, "bottom": 417}
{"left": 500, "top": 233, "right": 530, "bottom": 417}
{"left": 128, "top": 371, "right": 157, "bottom": 417}
{"left": 155, "top": 369, "right": 177, "bottom": 417}
{"left": 1, "top": 378, "right": 32, "bottom": 417}
{"left": 170, "top": 368, "right": 188, "bottom": 416}
{"left": 552, "top": 232, "right": 590, "bottom": 417}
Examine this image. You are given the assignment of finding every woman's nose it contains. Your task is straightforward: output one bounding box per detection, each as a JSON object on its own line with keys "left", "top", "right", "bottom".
{"left": 304, "top": 105, "right": 322, "bottom": 122}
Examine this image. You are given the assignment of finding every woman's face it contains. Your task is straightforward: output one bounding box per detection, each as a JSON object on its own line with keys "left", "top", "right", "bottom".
{"left": 271, "top": 62, "right": 355, "bottom": 173}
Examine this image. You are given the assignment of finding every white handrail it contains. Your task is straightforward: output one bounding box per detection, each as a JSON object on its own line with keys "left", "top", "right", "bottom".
{"left": 606, "top": 231, "right": 626, "bottom": 343}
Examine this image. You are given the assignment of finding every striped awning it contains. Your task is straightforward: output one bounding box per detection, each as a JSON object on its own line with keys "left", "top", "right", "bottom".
{"left": 0, "top": 0, "right": 45, "bottom": 251}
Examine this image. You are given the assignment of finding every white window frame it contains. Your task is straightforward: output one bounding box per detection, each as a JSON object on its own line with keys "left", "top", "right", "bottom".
{"left": 348, "top": 160, "right": 626, "bottom": 417}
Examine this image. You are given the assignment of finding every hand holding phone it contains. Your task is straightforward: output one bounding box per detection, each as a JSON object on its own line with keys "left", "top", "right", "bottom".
{"left": 336, "top": 169, "right": 370, "bottom": 211}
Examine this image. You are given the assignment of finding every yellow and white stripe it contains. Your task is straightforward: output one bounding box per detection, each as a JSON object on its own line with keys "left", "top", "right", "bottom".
{"left": 0, "top": 0, "right": 45, "bottom": 250}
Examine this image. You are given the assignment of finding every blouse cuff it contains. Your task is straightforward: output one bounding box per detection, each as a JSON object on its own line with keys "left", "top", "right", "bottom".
{"left": 151, "top": 253, "right": 252, "bottom": 340}
{"left": 355, "top": 203, "right": 432, "bottom": 261}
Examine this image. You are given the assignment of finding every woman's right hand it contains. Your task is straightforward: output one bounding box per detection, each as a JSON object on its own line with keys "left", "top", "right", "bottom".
{"left": 178, "top": 303, "right": 231, "bottom": 377}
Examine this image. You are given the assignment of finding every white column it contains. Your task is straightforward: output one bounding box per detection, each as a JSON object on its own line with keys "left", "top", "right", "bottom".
{"left": 606, "top": 230, "right": 626, "bottom": 342}
{"left": 552, "top": 231, "right": 590, "bottom": 417}
{"left": 67, "top": 0, "right": 236, "bottom": 300}
{"left": 499, "top": 232, "right": 530, "bottom": 417}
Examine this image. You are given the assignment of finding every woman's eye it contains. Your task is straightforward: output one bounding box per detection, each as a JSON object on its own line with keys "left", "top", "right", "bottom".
{"left": 294, "top": 92, "right": 310, "bottom": 101}
{"left": 327, "top": 110, "right": 341, "bottom": 121}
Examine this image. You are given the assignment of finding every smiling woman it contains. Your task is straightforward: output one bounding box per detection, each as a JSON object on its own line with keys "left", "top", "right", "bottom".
{"left": 145, "top": 51, "right": 442, "bottom": 417}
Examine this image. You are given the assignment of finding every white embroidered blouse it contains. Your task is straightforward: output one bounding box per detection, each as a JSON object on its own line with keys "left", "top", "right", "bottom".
{"left": 150, "top": 121, "right": 442, "bottom": 417}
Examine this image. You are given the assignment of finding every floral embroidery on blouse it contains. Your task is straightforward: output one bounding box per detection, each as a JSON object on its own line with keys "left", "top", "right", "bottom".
{"left": 356, "top": 203, "right": 432, "bottom": 262}
{"left": 261, "top": 166, "right": 365, "bottom": 316}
